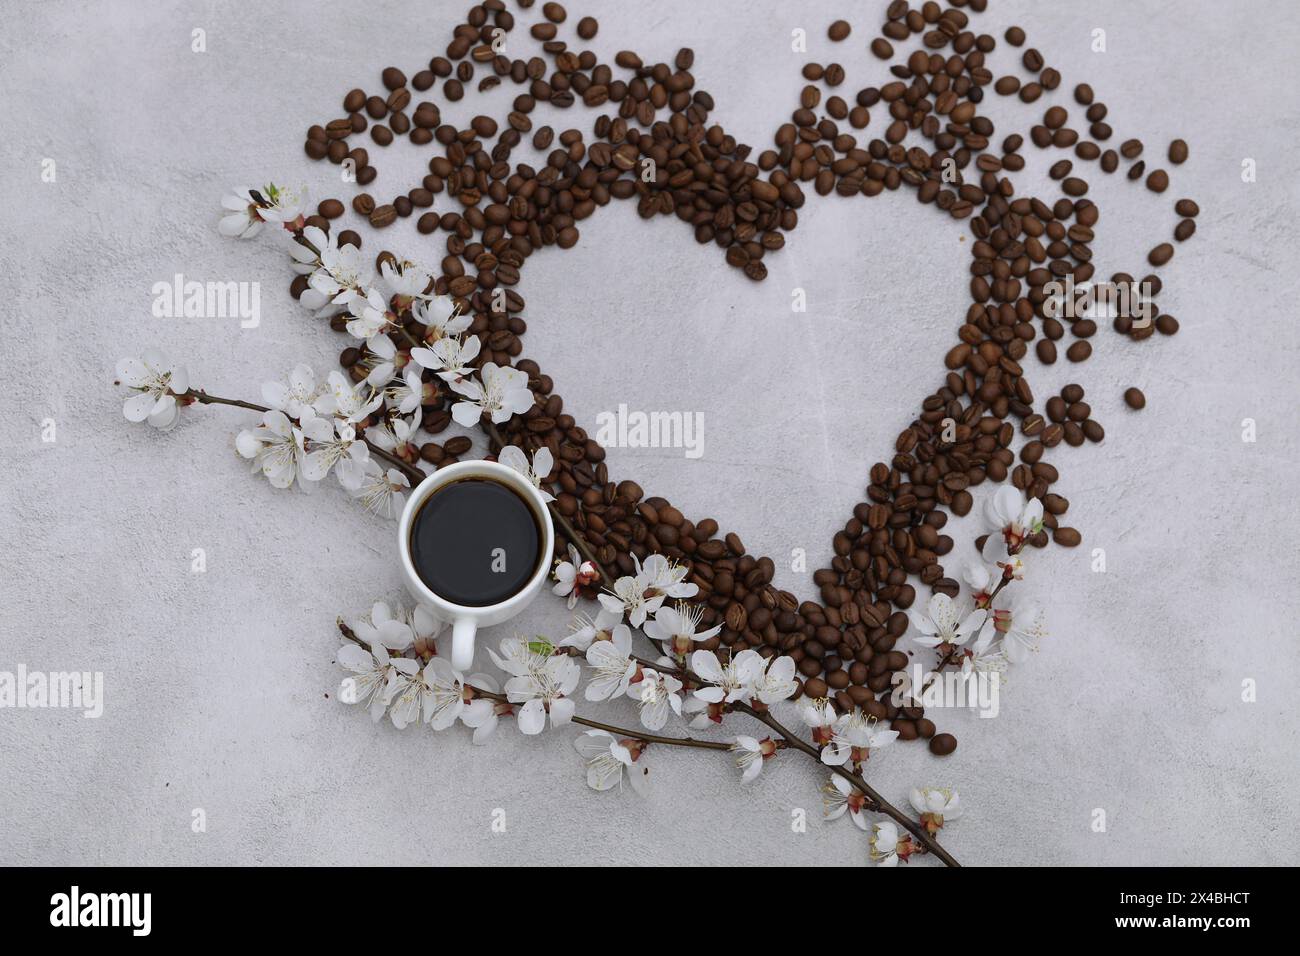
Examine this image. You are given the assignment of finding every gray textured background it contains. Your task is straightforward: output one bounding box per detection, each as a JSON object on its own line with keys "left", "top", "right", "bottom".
{"left": 2, "top": 0, "right": 1298, "bottom": 866}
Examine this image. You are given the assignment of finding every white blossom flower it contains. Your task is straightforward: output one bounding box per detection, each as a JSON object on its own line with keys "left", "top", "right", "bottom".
{"left": 910, "top": 787, "right": 962, "bottom": 834}
{"left": 460, "top": 673, "right": 510, "bottom": 744}
{"left": 552, "top": 544, "right": 600, "bottom": 609}
{"left": 449, "top": 362, "right": 534, "bottom": 426}
{"left": 978, "top": 593, "right": 1046, "bottom": 664}
{"left": 731, "top": 735, "right": 777, "bottom": 782}
{"left": 753, "top": 655, "right": 799, "bottom": 704}
{"left": 351, "top": 460, "right": 410, "bottom": 519}
{"left": 262, "top": 363, "right": 331, "bottom": 419}
{"left": 115, "top": 350, "right": 189, "bottom": 431}
{"left": 235, "top": 409, "right": 306, "bottom": 489}
{"left": 599, "top": 554, "right": 696, "bottom": 628}
{"left": 366, "top": 407, "right": 421, "bottom": 459}
{"left": 326, "top": 370, "right": 383, "bottom": 424}
{"left": 823, "top": 773, "right": 870, "bottom": 830}
{"left": 497, "top": 445, "right": 554, "bottom": 503}
{"left": 488, "top": 635, "right": 554, "bottom": 677}
{"left": 251, "top": 183, "right": 307, "bottom": 224}
{"left": 421, "top": 657, "right": 467, "bottom": 730}
{"left": 337, "top": 640, "right": 410, "bottom": 722}
{"left": 821, "top": 709, "right": 899, "bottom": 767}
{"left": 307, "top": 233, "right": 372, "bottom": 308}
{"left": 362, "top": 333, "right": 401, "bottom": 389}
{"left": 963, "top": 562, "right": 997, "bottom": 608}
{"left": 574, "top": 730, "right": 648, "bottom": 793}
{"left": 868, "top": 820, "right": 915, "bottom": 867}
{"left": 628, "top": 668, "right": 683, "bottom": 731}
{"left": 351, "top": 601, "right": 415, "bottom": 652}
{"left": 908, "top": 593, "right": 987, "bottom": 650}
{"left": 345, "top": 287, "right": 396, "bottom": 340}
{"left": 983, "top": 486, "right": 1044, "bottom": 574}
{"left": 299, "top": 410, "right": 369, "bottom": 487}
{"left": 556, "top": 607, "right": 622, "bottom": 652}
{"left": 635, "top": 553, "right": 699, "bottom": 604}
{"left": 412, "top": 295, "right": 471, "bottom": 339}
{"left": 801, "top": 698, "right": 839, "bottom": 747}
{"left": 410, "top": 334, "right": 481, "bottom": 384}
{"left": 584, "top": 624, "right": 638, "bottom": 701}
{"left": 386, "top": 662, "right": 433, "bottom": 730}
{"left": 387, "top": 367, "right": 428, "bottom": 415}
{"left": 959, "top": 627, "right": 1009, "bottom": 678}
{"left": 642, "top": 602, "right": 721, "bottom": 660}
{"left": 690, "top": 648, "right": 766, "bottom": 706}
{"left": 218, "top": 187, "right": 266, "bottom": 239}
{"left": 682, "top": 696, "right": 726, "bottom": 730}
{"left": 379, "top": 258, "right": 432, "bottom": 307}
{"left": 505, "top": 654, "right": 580, "bottom": 734}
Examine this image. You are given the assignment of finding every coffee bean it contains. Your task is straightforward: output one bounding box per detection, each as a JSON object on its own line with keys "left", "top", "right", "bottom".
{"left": 1168, "top": 138, "right": 1189, "bottom": 164}
{"left": 1175, "top": 198, "right": 1199, "bottom": 217}
{"left": 317, "top": 199, "right": 344, "bottom": 219}
{"left": 352, "top": 193, "right": 375, "bottom": 216}
{"left": 1148, "top": 243, "right": 1174, "bottom": 266}
{"left": 1053, "top": 527, "right": 1081, "bottom": 547}
{"left": 368, "top": 204, "right": 397, "bottom": 228}
{"left": 929, "top": 733, "right": 957, "bottom": 756}
{"left": 1146, "top": 169, "right": 1169, "bottom": 193}
{"left": 1066, "top": 341, "right": 1092, "bottom": 362}
{"left": 828, "top": 20, "right": 851, "bottom": 41}
{"left": 1124, "top": 387, "right": 1146, "bottom": 409}
{"left": 1174, "top": 218, "right": 1196, "bottom": 241}
{"left": 871, "top": 38, "right": 893, "bottom": 59}
{"left": 577, "top": 16, "right": 598, "bottom": 39}
{"left": 381, "top": 67, "right": 406, "bottom": 91}
{"left": 444, "top": 436, "right": 473, "bottom": 456}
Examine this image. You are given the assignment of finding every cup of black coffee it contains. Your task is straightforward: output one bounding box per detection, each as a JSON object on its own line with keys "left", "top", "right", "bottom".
{"left": 398, "top": 460, "right": 555, "bottom": 670}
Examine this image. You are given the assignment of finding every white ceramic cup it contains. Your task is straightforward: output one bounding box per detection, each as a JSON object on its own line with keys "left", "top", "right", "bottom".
{"left": 398, "top": 460, "right": 555, "bottom": 671}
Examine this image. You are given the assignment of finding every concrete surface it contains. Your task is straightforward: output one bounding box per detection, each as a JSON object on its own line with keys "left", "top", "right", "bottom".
{"left": 2, "top": 0, "right": 1298, "bottom": 866}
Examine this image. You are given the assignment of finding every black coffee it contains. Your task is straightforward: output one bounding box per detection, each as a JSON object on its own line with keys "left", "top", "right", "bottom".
{"left": 409, "top": 478, "right": 542, "bottom": 607}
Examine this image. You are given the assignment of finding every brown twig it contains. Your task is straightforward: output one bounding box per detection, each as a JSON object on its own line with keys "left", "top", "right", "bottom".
{"left": 626, "top": 652, "right": 960, "bottom": 867}
{"left": 184, "top": 388, "right": 426, "bottom": 486}
{"left": 337, "top": 618, "right": 727, "bottom": 751}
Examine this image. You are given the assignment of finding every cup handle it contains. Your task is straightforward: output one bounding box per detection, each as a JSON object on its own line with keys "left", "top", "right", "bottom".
{"left": 451, "top": 617, "right": 477, "bottom": 671}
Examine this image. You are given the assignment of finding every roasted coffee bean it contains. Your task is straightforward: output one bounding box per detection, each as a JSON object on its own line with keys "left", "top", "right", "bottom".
{"left": 577, "top": 16, "right": 598, "bottom": 39}
{"left": 381, "top": 67, "right": 406, "bottom": 91}
{"left": 1146, "top": 168, "right": 1169, "bottom": 193}
{"left": 352, "top": 193, "right": 375, "bottom": 216}
{"left": 1053, "top": 527, "right": 1082, "bottom": 547}
{"left": 1168, "top": 138, "right": 1189, "bottom": 164}
{"left": 1148, "top": 242, "right": 1174, "bottom": 266}
{"left": 827, "top": 19, "right": 851, "bottom": 41}
{"left": 1066, "top": 341, "right": 1092, "bottom": 362}
{"left": 1175, "top": 198, "right": 1200, "bottom": 217}
{"left": 871, "top": 38, "right": 893, "bottom": 59}
{"left": 368, "top": 204, "right": 397, "bottom": 228}
{"left": 1124, "top": 387, "right": 1146, "bottom": 409}
{"left": 929, "top": 733, "right": 957, "bottom": 756}
{"left": 317, "top": 198, "right": 344, "bottom": 219}
{"left": 1174, "top": 218, "right": 1196, "bottom": 241}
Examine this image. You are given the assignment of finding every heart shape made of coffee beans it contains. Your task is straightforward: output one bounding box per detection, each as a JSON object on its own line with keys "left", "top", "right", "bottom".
{"left": 295, "top": 1, "right": 1187, "bottom": 756}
